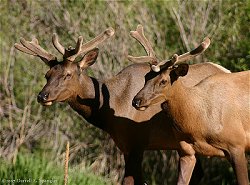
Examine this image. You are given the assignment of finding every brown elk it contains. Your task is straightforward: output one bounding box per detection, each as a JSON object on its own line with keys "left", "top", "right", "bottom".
{"left": 132, "top": 38, "right": 250, "bottom": 184}
{"left": 15, "top": 26, "right": 230, "bottom": 185}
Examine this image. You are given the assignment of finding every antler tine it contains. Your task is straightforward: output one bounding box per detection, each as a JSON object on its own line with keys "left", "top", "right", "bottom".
{"left": 177, "top": 37, "right": 210, "bottom": 63}
{"left": 14, "top": 42, "right": 37, "bottom": 56}
{"left": 80, "top": 27, "right": 114, "bottom": 53}
{"left": 127, "top": 56, "right": 157, "bottom": 63}
{"left": 132, "top": 25, "right": 156, "bottom": 57}
{"left": 14, "top": 37, "right": 40, "bottom": 56}
{"left": 20, "top": 37, "right": 56, "bottom": 61}
{"left": 31, "top": 38, "right": 39, "bottom": 45}
{"left": 66, "top": 27, "right": 114, "bottom": 62}
{"left": 67, "top": 36, "right": 83, "bottom": 61}
{"left": 14, "top": 37, "right": 57, "bottom": 65}
{"left": 151, "top": 38, "right": 211, "bottom": 72}
{"left": 128, "top": 25, "right": 158, "bottom": 64}
{"left": 52, "top": 33, "right": 65, "bottom": 55}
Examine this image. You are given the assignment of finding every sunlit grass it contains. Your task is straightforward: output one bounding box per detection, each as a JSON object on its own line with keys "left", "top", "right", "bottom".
{"left": 0, "top": 152, "right": 111, "bottom": 185}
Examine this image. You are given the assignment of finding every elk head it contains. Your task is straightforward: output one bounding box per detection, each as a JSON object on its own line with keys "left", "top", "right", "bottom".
{"left": 128, "top": 25, "right": 210, "bottom": 110}
{"left": 15, "top": 28, "right": 114, "bottom": 106}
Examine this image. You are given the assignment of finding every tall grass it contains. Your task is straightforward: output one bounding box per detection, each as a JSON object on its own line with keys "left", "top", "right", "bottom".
{"left": 0, "top": 152, "right": 111, "bottom": 185}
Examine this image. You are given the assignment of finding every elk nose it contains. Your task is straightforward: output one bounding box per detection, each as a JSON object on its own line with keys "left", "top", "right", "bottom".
{"left": 132, "top": 98, "right": 142, "bottom": 108}
{"left": 37, "top": 92, "right": 49, "bottom": 103}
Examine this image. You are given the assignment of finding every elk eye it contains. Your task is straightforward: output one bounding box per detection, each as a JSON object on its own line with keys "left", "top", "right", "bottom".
{"left": 159, "top": 79, "right": 167, "bottom": 86}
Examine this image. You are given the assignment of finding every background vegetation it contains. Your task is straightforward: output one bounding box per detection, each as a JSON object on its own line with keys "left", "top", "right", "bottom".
{"left": 0, "top": 0, "right": 249, "bottom": 184}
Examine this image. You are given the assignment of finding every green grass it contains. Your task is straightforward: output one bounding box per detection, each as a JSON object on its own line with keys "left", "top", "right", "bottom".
{"left": 0, "top": 153, "right": 111, "bottom": 185}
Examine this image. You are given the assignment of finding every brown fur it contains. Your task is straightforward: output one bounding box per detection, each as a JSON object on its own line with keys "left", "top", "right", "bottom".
{"left": 134, "top": 64, "right": 249, "bottom": 185}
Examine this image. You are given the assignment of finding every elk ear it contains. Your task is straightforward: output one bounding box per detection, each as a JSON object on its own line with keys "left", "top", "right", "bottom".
{"left": 78, "top": 48, "right": 99, "bottom": 69}
{"left": 169, "top": 64, "right": 189, "bottom": 84}
{"left": 173, "top": 64, "right": 189, "bottom": 77}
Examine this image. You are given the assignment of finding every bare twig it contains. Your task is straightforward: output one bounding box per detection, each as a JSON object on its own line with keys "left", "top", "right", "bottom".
{"left": 171, "top": 7, "right": 190, "bottom": 51}
{"left": 64, "top": 141, "right": 70, "bottom": 185}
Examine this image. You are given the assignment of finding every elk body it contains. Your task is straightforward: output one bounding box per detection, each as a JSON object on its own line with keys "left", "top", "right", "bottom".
{"left": 133, "top": 42, "right": 250, "bottom": 184}
{"left": 15, "top": 26, "right": 230, "bottom": 185}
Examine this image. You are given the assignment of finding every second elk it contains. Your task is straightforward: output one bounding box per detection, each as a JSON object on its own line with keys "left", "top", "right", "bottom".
{"left": 132, "top": 35, "right": 250, "bottom": 184}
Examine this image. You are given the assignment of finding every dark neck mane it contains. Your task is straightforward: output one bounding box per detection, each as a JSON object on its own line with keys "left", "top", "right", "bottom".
{"left": 68, "top": 76, "right": 112, "bottom": 131}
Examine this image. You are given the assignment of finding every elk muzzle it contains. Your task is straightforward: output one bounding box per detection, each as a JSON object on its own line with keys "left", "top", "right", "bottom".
{"left": 132, "top": 98, "right": 147, "bottom": 111}
{"left": 37, "top": 91, "right": 52, "bottom": 106}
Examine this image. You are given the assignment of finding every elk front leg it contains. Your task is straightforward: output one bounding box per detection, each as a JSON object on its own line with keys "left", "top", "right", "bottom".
{"left": 177, "top": 153, "right": 196, "bottom": 185}
{"left": 229, "top": 147, "right": 249, "bottom": 185}
{"left": 123, "top": 150, "right": 144, "bottom": 185}
{"left": 177, "top": 141, "right": 196, "bottom": 185}
{"left": 189, "top": 157, "right": 204, "bottom": 185}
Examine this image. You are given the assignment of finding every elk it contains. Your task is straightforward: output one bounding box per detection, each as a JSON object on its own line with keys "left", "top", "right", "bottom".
{"left": 132, "top": 38, "right": 250, "bottom": 184}
{"left": 15, "top": 25, "right": 230, "bottom": 185}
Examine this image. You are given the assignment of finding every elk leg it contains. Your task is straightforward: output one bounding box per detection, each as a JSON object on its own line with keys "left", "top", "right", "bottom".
{"left": 123, "top": 150, "right": 144, "bottom": 185}
{"left": 229, "top": 147, "right": 249, "bottom": 185}
{"left": 177, "top": 141, "right": 196, "bottom": 185}
{"left": 189, "top": 157, "right": 204, "bottom": 185}
{"left": 177, "top": 153, "right": 196, "bottom": 185}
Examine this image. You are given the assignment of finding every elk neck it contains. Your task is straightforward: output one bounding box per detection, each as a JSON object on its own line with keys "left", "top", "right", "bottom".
{"left": 67, "top": 72, "right": 107, "bottom": 130}
{"left": 162, "top": 79, "right": 201, "bottom": 134}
